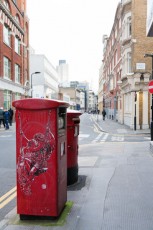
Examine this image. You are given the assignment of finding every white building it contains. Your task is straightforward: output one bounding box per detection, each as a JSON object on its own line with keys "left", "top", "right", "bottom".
{"left": 30, "top": 54, "right": 59, "bottom": 99}
{"left": 88, "top": 90, "right": 96, "bottom": 112}
{"left": 80, "top": 91, "right": 85, "bottom": 112}
{"left": 56, "top": 60, "right": 69, "bottom": 87}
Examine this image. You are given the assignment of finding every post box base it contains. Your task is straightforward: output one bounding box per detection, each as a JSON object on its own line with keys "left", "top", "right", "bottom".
{"left": 67, "top": 164, "right": 78, "bottom": 185}
{"left": 20, "top": 214, "right": 58, "bottom": 220}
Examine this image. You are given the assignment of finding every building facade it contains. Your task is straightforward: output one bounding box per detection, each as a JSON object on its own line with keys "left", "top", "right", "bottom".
{"left": 100, "top": 0, "right": 153, "bottom": 129}
{"left": 0, "top": 0, "right": 29, "bottom": 109}
{"left": 59, "top": 86, "right": 81, "bottom": 110}
{"left": 70, "top": 81, "right": 90, "bottom": 112}
{"left": 30, "top": 54, "right": 59, "bottom": 99}
{"left": 101, "top": 3, "right": 122, "bottom": 120}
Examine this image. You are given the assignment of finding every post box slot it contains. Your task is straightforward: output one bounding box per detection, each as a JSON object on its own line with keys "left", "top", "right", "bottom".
{"left": 74, "top": 126, "right": 79, "bottom": 137}
{"left": 72, "top": 118, "right": 80, "bottom": 124}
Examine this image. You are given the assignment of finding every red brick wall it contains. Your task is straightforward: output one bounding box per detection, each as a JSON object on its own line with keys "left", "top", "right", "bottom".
{"left": 0, "top": 0, "right": 29, "bottom": 101}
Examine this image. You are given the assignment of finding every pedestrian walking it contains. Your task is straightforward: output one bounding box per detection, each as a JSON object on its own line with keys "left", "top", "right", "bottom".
{"left": 8, "top": 107, "right": 14, "bottom": 126}
{"left": 3, "top": 109, "right": 10, "bottom": 130}
{"left": 102, "top": 109, "right": 106, "bottom": 121}
{"left": 0, "top": 107, "right": 5, "bottom": 128}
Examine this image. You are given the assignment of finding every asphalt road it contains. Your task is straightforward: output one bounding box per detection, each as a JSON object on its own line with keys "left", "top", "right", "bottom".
{"left": 79, "top": 113, "right": 151, "bottom": 145}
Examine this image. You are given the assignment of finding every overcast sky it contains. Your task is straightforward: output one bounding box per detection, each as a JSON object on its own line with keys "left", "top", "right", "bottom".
{"left": 26, "top": 0, "right": 120, "bottom": 92}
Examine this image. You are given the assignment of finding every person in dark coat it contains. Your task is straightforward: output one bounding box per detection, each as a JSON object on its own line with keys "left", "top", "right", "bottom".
{"left": 8, "top": 108, "right": 14, "bottom": 126}
{"left": 0, "top": 107, "right": 5, "bottom": 128}
{"left": 3, "top": 109, "right": 10, "bottom": 130}
{"left": 102, "top": 109, "right": 106, "bottom": 121}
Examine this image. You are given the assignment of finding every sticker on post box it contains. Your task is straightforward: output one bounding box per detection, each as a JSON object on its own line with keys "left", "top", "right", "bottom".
{"left": 74, "top": 126, "right": 78, "bottom": 137}
{"left": 61, "top": 142, "right": 65, "bottom": 156}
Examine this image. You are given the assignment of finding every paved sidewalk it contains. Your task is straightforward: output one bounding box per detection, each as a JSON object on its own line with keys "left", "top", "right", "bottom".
{"left": 92, "top": 114, "right": 150, "bottom": 135}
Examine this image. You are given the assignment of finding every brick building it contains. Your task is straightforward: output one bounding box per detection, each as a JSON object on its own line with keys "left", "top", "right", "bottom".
{"left": 101, "top": 3, "right": 122, "bottom": 120}
{"left": 0, "top": 0, "right": 29, "bottom": 109}
{"left": 100, "top": 0, "right": 153, "bottom": 130}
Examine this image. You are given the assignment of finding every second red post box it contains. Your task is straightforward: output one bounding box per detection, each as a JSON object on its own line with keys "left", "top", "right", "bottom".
{"left": 13, "top": 98, "right": 69, "bottom": 219}
{"left": 67, "top": 110, "right": 82, "bottom": 185}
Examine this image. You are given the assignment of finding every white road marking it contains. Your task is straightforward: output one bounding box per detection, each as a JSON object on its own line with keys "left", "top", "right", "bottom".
{"left": 0, "top": 135, "right": 12, "bottom": 138}
{"left": 92, "top": 133, "right": 104, "bottom": 143}
{"left": 111, "top": 136, "right": 124, "bottom": 142}
{"left": 100, "top": 133, "right": 109, "bottom": 142}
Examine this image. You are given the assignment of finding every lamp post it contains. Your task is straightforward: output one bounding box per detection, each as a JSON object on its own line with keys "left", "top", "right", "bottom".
{"left": 31, "top": 71, "right": 41, "bottom": 98}
{"left": 134, "top": 91, "right": 137, "bottom": 131}
{"left": 144, "top": 53, "right": 153, "bottom": 140}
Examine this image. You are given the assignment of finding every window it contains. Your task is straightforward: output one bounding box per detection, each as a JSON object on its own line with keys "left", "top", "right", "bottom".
{"left": 15, "top": 92, "right": 21, "bottom": 101}
{"left": 127, "top": 16, "right": 131, "bottom": 37}
{"left": 3, "top": 24, "right": 11, "bottom": 46}
{"left": 15, "top": 37, "right": 20, "bottom": 54}
{"left": 15, "top": 64, "right": 21, "bottom": 83}
{"left": 127, "top": 52, "right": 132, "bottom": 73}
{"left": 3, "top": 0, "right": 10, "bottom": 11}
{"left": 4, "top": 57, "right": 11, "bottom": 79}
{"left": 122, "top": 15, "right": 131, "bottom": 40}
{"left": 4, "top": 90, "right": 11, "bottom": 109}
{"left": 15, "top": 14, "right": 20, "bottom": 24}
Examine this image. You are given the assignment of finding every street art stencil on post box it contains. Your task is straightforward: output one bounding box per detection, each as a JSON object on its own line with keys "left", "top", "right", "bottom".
{"left": 16, "top": 109, "right": 58, "bottom": 216}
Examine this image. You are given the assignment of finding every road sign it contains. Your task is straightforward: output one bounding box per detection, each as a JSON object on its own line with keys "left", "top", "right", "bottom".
{"left": 148, "top": 80, "right": 153, "bottom": 94}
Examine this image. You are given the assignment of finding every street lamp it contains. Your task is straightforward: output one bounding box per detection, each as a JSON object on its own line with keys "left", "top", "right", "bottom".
{"left": 144, "top": 53, "right": 153, "bottom": 140}
{"left": 31, "top": 71, "right": 41, "bottom": 98}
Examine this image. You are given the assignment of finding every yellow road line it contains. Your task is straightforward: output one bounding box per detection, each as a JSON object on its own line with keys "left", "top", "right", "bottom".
{"left": 0, "top": 186, "right": 16, "bottom": 203}
{"left": 0, "top": 192, "right": 16, "bottom": 209}
{"left": 0, "top": 186, "right": 17, "bottom": 209}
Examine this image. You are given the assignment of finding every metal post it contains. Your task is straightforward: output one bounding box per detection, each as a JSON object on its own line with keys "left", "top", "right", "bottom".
{"left": 31, "top": 73, "right": 33, "bottom": 98}
{"left": 134, "top": 91, "right": 136, "bottom": 131}
{"left": 151, "top": 57, "right": 153, "bottom": 140}
{"left": 31, "top": 72, "right": 41, "bottom": 98}
{"left": 134, "top": 103, "right": 136, "bottom": 131}
{"left": 144, "top": 53, "right": 153, "bottom": 140}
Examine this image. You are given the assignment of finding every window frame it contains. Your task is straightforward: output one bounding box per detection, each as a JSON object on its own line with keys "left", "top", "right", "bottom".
{"left": 15, "top": 64, "right": 21, "bottom": 83}
{"left": 3, "top": 24, "right": 11, "bottom": 46}
{"left": 15, "top": 36, "right": 20, "bottom": 54}
{"left": 3, "top": 0, "right": 10, "bottom": 11}
{"left": 127, "top": 52, "right": 132, "bottom": 73}
{"left": 3, "top": 56, "right": 11, "bottom": 79}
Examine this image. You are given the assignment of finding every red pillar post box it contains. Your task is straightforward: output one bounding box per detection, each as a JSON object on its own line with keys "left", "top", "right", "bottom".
{"left": 12, "top": 98, "right": 69, "bottom": 219}
{"left": 67, "top": 110, "right": 82, "bottom": 185}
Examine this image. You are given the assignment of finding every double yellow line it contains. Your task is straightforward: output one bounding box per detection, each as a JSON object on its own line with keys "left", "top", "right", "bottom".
{"left": 0, "top": 186, "right": 16, "bottom": 209}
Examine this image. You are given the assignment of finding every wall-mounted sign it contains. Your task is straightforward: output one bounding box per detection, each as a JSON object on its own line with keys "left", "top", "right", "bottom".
{"left": 136, "top": 63, "right": 146, "bottom": 70}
